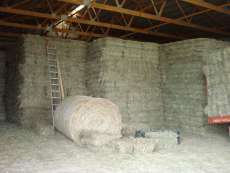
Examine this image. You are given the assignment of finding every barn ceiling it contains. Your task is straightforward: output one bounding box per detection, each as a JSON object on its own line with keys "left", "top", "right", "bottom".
{"left": 0, "top": 0, "right": 229, "bottom": 43}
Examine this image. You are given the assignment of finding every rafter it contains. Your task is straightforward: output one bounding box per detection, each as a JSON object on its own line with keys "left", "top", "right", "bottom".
{"left": 0, "top": 31, "right": 20, "bottom": 37}
{"left": 0, "top": 20, "right": 104, "bottom": 38}
{"left": 181, "top": 0, "right": 230, "bottom": 15}
{"left": 176, "top": 0, "right": 189, "bottom": 23}
{"left": 122, "top": 2, "right": 230, "bottom": 38}
{"left": 0, "top": 7, "right": 183, "bottom": 40}
{"left": 58, "top": 0, "right": 230, "bottom": 36}
{"left": 85, "top": 0, "right": 110, "bottom": 40}
{"left": 10, "top": 0, "right": 31, "bottom": 8}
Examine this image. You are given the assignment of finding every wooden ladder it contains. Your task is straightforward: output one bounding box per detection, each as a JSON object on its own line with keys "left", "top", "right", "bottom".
{"left": 46, "top": 42, "right": 64, "bottom": 130}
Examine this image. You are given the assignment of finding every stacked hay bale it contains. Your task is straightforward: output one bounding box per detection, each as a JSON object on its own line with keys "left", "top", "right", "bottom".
{"left": 203, "top": 47, "right": 230, "bottom": 117}
{"left": 5, "top": 45, "right": 19, "bottom": 123}
{"left": 0, "top": 51, "right": 5, "bottom": 121}
{"left": 5, "top": 35, "right": 51, "bottom": 128}
{"left": 160, "top": 38, "right": 229, "bottom": 133}
{"left": 5, "top": 35, "right": 87, "bottom": 134}
{"left": 55, "top": 39, "right": 87, "bottom": 97}
{"left": 86, "top": 38, "right": 163, "bottom": 130}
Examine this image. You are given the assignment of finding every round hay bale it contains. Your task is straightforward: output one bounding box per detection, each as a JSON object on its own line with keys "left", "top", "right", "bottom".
{"left": 54, "top": 96, "right": 122, "bottom": 146}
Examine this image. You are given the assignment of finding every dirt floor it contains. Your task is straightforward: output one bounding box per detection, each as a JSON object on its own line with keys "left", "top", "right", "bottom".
{"left": 0, "top": 122, "right": 230, "bottom": 173}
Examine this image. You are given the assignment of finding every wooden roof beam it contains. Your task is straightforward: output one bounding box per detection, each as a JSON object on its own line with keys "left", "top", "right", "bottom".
{"left": 0, "top": 20, "right": 104, "bottom": 38}
{"left": 58, "top": 0, "right": 230, "bottom": 36}
{"left": 0, "top": 7, "right": 182, "bottom": 40}
{"left": 122, "top": 2, "right": 230, "bottom": 38}
{"left": 0, "top": 31, "right": 20, "bottom": 37}
{"left": 181, "top": 0, "right": 230, "bottom": 15}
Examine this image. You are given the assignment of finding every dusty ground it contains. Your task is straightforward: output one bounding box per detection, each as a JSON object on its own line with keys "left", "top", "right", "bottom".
{"left": 0, "top": 122, "right": 230, "bottom": 173}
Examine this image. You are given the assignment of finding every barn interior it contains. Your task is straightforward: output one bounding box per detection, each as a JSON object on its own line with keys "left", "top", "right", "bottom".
{"left": 0, "top": 0, "right": 230, "bottom": 173}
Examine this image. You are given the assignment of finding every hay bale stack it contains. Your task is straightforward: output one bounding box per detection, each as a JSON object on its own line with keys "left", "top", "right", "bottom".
{"left": 5, "top": 35, "right": 88, "bottom": 133}
{"left": 19, "top": 36, "right": 50, "bottom": 126}
{"left": 86, "top": 37, "right": 163, "bottom": 130}
{"left": 160, "top": 38, "right": 229, "bottom": 133}
{"left": 54, "top": 96, "right": 122, "bottom": 146}
{"left": 55, "top": 39, "right": 87, "bottom": 96}
{"left": 203, "top": 48, "right": 230, "bottom": 116}
{"left": 5, "top": 35, "right": 50, "bottom": 126}
{"left": 0, "top": 51, "right": 5, "bottom": 121}
{"left": 5, "top": 46, "right": 19, "bottom": 123}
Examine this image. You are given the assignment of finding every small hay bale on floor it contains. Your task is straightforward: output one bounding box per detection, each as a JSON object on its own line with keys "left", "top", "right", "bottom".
{"left": 145, "top": 130, "right": 178, "bottom": 149}
{"left": 108, "top": 137, "right": 157, "bottom": 154}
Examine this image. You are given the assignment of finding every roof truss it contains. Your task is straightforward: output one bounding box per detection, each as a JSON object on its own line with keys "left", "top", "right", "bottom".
{"left": 0, "top": 0, "right": 229, "bottom": 42}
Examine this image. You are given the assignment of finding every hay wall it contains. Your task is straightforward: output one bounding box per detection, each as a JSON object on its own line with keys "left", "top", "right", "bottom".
{"left": 4, "top": 35, "right": 229, "bottom": 134}
{"left": 160, "top": 39, "right": 229, "bottom": 133}
{"left": 5, "top": 36, "right": 50, "bottom": 127}
{"left": 51, "top": 39, "right": 87, "bottom": 97}
{"left": 0, "top": 51, "right": 6, "bottom": 120}
{"left": 204, "top": 47, "right": 230, "bottom": 117}
{"left": 5, "top": 35, "right": 87, "bottom": 128}
{"left": 86, "top": 38, "right": 163, "bottom": 130}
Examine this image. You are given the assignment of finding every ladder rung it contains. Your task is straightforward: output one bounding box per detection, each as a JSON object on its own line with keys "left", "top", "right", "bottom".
{"left": 47, "top": 51, "right": 56, "bottom": 53}
{"left": 53, "top": 98, "right": 61, "bottom": 101}
{"left": 48, "top": 60, "right": 57, "bottom": 63}
{"left": 51, "top": 84, "right": 59, "bottom": 86}
{"left": 50, "top": 77, "right": 59, "bottom": 80}
{"left": 48, "top": 58, "right": 56, "bottom": 62}
{"left": 49, "top": 71, "right": 58, "bottom": 74}
{"left": 47, "top": 53, "right": 56, "bottom": 56}
{"left": 51, "top": 80, "right": 59, "bottom": 83}
{"left": 47, "top": 46, "right": 56, "bottom": 48}
{"left": 52, "top": 90, "right": 60, "bottom": 93}
{"left": 52, "top": 92, "right": 60, "bottom": 95}
{"left": 47, "top": 48, "right": 56, "bottom": 50}
{"left": 48, "top": 64, "right": 57, "bottom": 67}
{"left": 48, "top": 55, "right": 56, "bottom": 58}
{"left": 52, "top": 97, "right": 61, "bottom": 99}
{"left": 51, "top": 85, "right": 59, "bottom": 88}
{"left": 48, "top": 59, "right": 57, "bottom": 62}
{"left": 53, "top": 101, "right": 61, "bottom": 104}
{"left": 47, "top": 53, "right": 56, "bottom": 55}
{"left": 49, "top": 67, "right": 57, "bottom": 70}
{"left": 49, "top": 65, "right": 57, "bottom": 69}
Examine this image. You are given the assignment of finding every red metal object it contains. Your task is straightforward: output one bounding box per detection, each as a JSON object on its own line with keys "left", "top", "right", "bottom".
{"left": 208, "top": 115, "right": 230, "bottom": 124}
